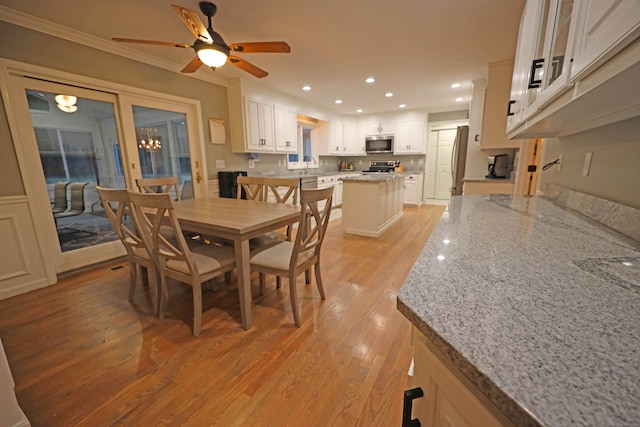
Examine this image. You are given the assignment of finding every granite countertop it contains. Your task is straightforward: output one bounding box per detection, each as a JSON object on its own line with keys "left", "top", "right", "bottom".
{"left": 463, "top": 176, "right": 516, "bottom": 183}
{"left": 397, "top": 195, "right": 640, "bottom": 427}
{"left": 341, "top": 174, "right": 403, "bottom": 182}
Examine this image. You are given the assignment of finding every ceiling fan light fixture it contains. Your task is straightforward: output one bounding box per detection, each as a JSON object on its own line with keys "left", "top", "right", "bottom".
{"left": 196, "top": 42, "right": 229, "bottom": 67}
{"left": 54, "top": 94, "right": 77, "bottom": 107}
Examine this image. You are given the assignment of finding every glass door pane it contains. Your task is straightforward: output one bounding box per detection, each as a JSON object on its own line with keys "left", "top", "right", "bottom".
{"left": 25, "top": 89, "right": 125, "bottom": 253}
{"left": 132, "top": 106, "right": 193, "bottom": 199}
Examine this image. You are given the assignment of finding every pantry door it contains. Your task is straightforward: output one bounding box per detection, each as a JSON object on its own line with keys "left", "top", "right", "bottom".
{"left": 426, "top": 128, "right": 457, "bottom": 200}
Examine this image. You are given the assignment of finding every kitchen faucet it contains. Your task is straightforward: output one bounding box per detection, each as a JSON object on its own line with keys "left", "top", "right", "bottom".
{"left": 305, "top": 156, "right": 317, "bottom": 172}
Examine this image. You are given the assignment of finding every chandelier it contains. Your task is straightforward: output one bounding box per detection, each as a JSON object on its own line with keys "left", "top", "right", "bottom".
{"left": 137, "top": 128, "right": 162, "bottom": 152}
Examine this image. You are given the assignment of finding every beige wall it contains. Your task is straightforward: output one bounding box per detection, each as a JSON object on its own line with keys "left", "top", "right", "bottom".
{"left": 539, "top": 117, "right": 640, "bottom": 208}
{"left": 0, "top": 91, "right": 25, "bottom": 196}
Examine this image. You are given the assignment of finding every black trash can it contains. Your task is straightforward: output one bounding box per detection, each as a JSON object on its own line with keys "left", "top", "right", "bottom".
{"left": 218, "top": 171, "right": 248, "bottom": 198}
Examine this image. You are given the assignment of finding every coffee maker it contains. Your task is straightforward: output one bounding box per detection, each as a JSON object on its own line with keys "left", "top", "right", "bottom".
{"left": 486, "top": 154, "right": 509, "bottom": 178}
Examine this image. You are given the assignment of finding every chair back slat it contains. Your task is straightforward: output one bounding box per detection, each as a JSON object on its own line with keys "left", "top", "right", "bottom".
{"left": 127, "top": 191, "right": 196, "bottom": 276}
{"left": 96, "top": 187, "right": 147, "bottom": 258}
{"left": 264, "top": 177, "right": 299, "bottom": 205}
{"left": 291, "top": 187, "right": 333, "bottom": 270}
{"left": 136, "top": 177, "right": 181, "bottom": 200}
{"left": 237, "top": 176, "right": 265, "bottom": 201}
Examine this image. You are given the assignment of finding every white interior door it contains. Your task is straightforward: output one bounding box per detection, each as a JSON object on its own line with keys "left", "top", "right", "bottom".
{"left": 425, "top": 131, "right": 438, "bottom": 198}
{"left": 429, "top": 128, "right": 457, "bottom": 200}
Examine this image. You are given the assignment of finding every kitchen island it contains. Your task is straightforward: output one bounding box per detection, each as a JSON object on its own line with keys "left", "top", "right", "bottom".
{"left": 341, "top": 174, "right": 403, "bottom": 237}
{"left": 397, "top": 194, "right": 640, "bottom": 427}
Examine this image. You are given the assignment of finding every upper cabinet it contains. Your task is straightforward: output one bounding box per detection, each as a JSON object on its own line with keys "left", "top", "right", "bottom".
{"left": 243, "top": 98, "right": 275, "bottom": 152}
{"left": 274, "top": 105, "right": 298, "bottom": 153}
{"left": 394, "top": 119, "right": 426, "bottom": 154}
{"left": 481, "top": 60, "right": 520, "bottom": 149}
{"left": 570, "top": 0, "right": 640, "bottom": 80}
{"left": 365, "top": 121, "right": 396, "bottom": 136}
{"left": 507, "top": 0, "right": 640, "bottom": 139}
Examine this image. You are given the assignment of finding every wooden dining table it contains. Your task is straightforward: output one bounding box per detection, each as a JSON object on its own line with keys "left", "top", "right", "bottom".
{"left": 172, "top": 197, "right": 300, "bottom": 330}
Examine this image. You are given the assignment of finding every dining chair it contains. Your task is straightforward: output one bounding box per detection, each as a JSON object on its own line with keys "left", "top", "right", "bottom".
{"left": 136, "top": 176, "right": 181, "bottom": 200}
{"left": 127, "top": 191, "right": 236, "bottom": 337}
{"left": 249, "top": 186, "right": 334, "bottom": 327}
{"left": 51, "top": 181, "right": 70, "bottom": 214}
{"left": 96, "top": 187, "right": 158, "bottom": 313}
{"left": 236, "top": 176, "right": 265, "bottom": 201}
{"left": 54, "top": 182, "right": 89, "bottom": 219}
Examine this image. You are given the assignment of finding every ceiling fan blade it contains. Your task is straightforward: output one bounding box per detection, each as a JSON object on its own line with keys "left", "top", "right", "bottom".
{"left": 227, "top": 56, "right": 268, "bottom": 78}
{"left": 112, "top": 38, "right": 191, "bottom": 49}
{"left": 181, "top": 56, "right": 204, "bottom": 73}
{"left": 230, "top": 42, "right": 291, "bottom": 53}
{"left": 170, "top": 5, "right": 213, "bottom": 43}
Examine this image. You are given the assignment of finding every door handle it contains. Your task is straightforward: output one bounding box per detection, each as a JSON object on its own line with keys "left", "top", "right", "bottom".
{"left": 507, "top": 100, "right": 516, "bottom": 116}
{"left": 402, "top": 387, "right": 424, "bottom": 427}
{"left": 196, "top": 171, "right": 202, "bottom": 184}
{"left": 528, "top": 58, "right": 544, "bottom": 88}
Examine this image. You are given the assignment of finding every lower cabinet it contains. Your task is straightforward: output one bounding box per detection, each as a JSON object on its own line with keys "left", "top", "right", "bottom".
{"left": 403, "top": 173, "right": 424, "bottom": 206}
{"left": 410, "top": 327, "right": 514, "bottom": 427}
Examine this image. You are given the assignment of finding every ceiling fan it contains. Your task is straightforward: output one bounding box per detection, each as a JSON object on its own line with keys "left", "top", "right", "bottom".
{"left": 112, "top": 2, "right": 290, "bottom": 78}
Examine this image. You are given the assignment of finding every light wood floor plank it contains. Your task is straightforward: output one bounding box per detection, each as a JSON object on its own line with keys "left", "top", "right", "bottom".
{"left": 0, "top": 204, "right": 444, "bottom": 426}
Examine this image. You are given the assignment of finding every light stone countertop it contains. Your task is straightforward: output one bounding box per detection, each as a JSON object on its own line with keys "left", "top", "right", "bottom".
{"left": 397, "top": 194, "right": 640, "bottom": 427}
{"left": 341, "top": 174, "right": 403, "bottom": 182}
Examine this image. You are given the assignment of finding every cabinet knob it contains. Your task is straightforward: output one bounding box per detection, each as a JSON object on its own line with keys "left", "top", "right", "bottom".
{"left": 402, "top": 387, "right": 424, "bottom": 427}
{"left": 528, "top": 58, "right": 544, "bottom": 89}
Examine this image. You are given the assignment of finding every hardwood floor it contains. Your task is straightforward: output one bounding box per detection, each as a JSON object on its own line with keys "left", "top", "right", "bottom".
{"left": 0, "top": 204, "right": 444, "bottom": 426}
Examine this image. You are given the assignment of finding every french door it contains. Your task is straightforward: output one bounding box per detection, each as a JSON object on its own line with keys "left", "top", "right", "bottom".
{"left": 7, "top": 74, "right": 205, "bottom": 273}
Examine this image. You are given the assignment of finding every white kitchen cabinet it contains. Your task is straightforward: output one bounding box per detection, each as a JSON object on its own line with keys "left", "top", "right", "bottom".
{"left": 343, "top": 123, "right": 364, "bottom": 155}
{"left": 403, "top": 173, "right": 423, "bottom": 206}
{"left": 365, "top": 121, "right": 396, "bottom": 136}
{"left": 319, "top": 121, "right": 344, "bottom": 156}
{"left": 244, "top": 98, "right": 275, "bottom": 152}
{"left": 318, "top": 174, "right": 343, "bottom": 207}
{"left": 394, "top": 119, "right": 425, "bottom": 154}
{"left": 507, "top": 0, "right": 640, "bottom": 139}
{"left": 520, "top": 0, "right": 578, "bottom": 121}
{"left": 411, "top": 327, "right": 514, "bottom": 427}
{"left": 570, "top": 0, "right": 640, "bottom": 81}
{"left": 274, "top": 105, "right": 298, "bottom": 153}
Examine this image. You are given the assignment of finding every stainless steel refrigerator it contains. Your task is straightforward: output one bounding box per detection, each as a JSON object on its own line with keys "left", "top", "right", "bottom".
{"left": 450, "top": 125, "right": 469, "bottom": 196}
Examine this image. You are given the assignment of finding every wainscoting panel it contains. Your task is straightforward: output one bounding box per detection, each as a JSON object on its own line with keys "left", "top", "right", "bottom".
{"left": 0, "top": 197, "right": 49, "bottom": 300}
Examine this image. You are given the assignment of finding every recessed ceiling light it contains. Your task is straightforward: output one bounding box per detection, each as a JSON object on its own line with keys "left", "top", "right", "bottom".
{"left": 385, "top": 92, "right": 393, "bottom": 97}
{"left": 365, "top": 77, "right": 375, "bottom": 83}
{"left": 451, "top": 83, "right": 461, "bottom": 88}
{"left": 335, "top": 99, "right": 343, "bottom": 104}
{"left": 455, "top": 97, "right": 464, "bottom": 102}
{"left": 356, "top": 109, "right": 363, "bottom": 113}
{"left": 302, "top": 85, "right": 311, "bottom": 91}
{"left": 399, "top": 104, "right": 406, "bottom": 108}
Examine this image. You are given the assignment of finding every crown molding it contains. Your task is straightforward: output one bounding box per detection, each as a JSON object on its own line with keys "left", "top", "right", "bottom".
{"left": 0, "top": 5, "right": 229, "bottom": 87}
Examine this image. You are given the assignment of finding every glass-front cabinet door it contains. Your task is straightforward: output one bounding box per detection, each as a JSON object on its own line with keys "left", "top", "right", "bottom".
{"left": 523, "top": 0, "right": 578, "bottom": 120}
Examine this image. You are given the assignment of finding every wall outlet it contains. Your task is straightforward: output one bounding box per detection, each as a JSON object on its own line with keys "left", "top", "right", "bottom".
{"left": 557, "top": 154, "right": 562, "bottom": 173}
{"left": 216, "top": 159, "right": 225, "bottom": 169}
{"left": 582, "top": 152, "right": 592, "bottom": 176}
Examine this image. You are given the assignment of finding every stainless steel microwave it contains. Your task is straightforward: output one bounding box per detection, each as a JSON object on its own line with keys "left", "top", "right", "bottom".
{"left": 365, "top": 135, "right": 394, "bottom": 153}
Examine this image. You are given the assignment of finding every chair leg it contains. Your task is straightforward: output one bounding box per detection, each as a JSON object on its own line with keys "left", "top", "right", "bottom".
{"left": 128, "top": 260, "right": 137, "bottom": 301}
{"left": 192, "top": 281, "right": 202, "bottom": 337}
{"left": 148, "top": 267, "right": 159, "bottom": 316}
{"left": 289, "top": 273, "right": 301, "bottom": 327}
{"left": 305, "top": 269, "right": 311, "bottom": 284}
{"left": 315, "top": 262, "right": 326, "bottom": 300}
{"left": 259, "top": 273, "right": 266, "bottom": 295}
{"left": 158, "top": 274, "right": 170, "bottom": 319}
{"left": 276, "top": 276, "right": 281, "bottom": 289}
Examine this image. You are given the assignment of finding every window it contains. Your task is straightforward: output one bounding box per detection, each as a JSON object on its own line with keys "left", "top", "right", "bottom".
{"left": 287, "top": 121, "right": 318, "bottom": 170}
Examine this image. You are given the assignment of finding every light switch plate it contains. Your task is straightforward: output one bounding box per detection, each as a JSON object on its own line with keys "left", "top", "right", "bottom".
{"left": 216, "top": 160, "right": 225, "bottom": 169}
{"left": 582, "top": 152, "right": 592, "bottom": 176}
{"left": 249, "top": 159, "right": 255, "bottom": 168}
